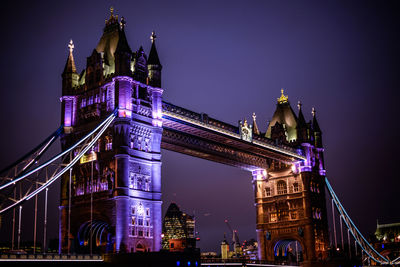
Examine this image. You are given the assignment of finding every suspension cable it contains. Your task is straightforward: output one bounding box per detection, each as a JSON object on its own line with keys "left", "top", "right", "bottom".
{"left": 326, "top": 177, "right": 390, "bottom": 264}
{"left": 0, "top": 110, "right": 117, "bottom": 214}
{"left": 0, "top": 111, "right": 116, "bottom": 192}
{"left": 0, "top": 126, "right": 63, "bottom": 177}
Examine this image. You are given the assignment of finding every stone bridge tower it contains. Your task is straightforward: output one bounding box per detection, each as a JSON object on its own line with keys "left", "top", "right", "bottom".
{"left": 253, "top": 90, "right": 329, "bottom": 264}
{"left": 59, "top": 8, "right": 163, "bottom": 253}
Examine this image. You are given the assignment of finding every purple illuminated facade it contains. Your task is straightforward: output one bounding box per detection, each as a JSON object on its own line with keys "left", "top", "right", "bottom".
{"left": 59, "top": 9, "right": 329, "bottom": 263}
{"left": 59, "top": 9, "right": 163, "bottom": 253}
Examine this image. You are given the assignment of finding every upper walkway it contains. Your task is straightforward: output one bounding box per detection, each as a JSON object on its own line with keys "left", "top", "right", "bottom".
{"left": 161, "top": 101, "right": 305, "bottom": 171}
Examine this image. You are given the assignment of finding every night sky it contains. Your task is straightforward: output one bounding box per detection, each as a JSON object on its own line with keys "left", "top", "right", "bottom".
{"left": 0, "top": 0, "right": 399, "bottom": 253}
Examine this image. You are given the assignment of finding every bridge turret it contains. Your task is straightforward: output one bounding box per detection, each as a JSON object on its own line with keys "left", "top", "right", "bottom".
{"left": 95, "top": 6, "right": 121, "bottom": 76}
{"left": 265, "top": 89, "right": 298, "bottom": 142}
{"left": 311, "top": 107, "right": 322, "bottom": 148}
{"left": 114, "top": 17, "right": 133, "bottom": 76}
{"left": 61, "top": 40, "right": 78, "bottom": 129}
{"left": 252, "top": 112, "right": 260, "bottom": 135}
{"left": 147, "top": 31, "right": 162, "bottom": 88}
{"left": 62, "top": 40, "right": 79, "bottom": 95}
{"left": 133, "top": 46, "right": 148, "bottom": 84}
{"left": 296, "top": 101, "right": 309, "bottom": 143}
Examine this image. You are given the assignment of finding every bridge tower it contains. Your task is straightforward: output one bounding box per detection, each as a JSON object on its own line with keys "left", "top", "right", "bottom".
{"left": 253, "top": 90, "right": 329, "bottom": 264}
{"left": 59, "top": 8, "right": 163, "bottom": 253}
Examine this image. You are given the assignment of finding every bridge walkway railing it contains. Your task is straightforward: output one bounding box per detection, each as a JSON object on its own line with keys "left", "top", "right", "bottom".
{"left": 201, "top": 258, "right": 299, "bottom": 267}
{"left": 0, "top": 253, "right": 102, "bottom": 261}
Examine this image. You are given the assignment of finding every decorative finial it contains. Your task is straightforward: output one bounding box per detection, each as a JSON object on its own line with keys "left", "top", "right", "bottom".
{"left": 312, "top": 107, "right": 316, "bottom": 117}
{"left": 120, "top": 16, "right": 126, "bottom": 29}
{"left": 150, "top": 31, "right": 157, "bottom": 43}
{"left": 277, "top": 88, "right": 289, "bottom": 104}
{"left": 68, "top": 39, "right": 74, "bottom": 54}
{"left": 297, "top": 101, "right": 302, "bottom": 110}
{"left": 252, "top": 112, "right": 260, "bottom": 135}
{"left": 106, "top": 6, "right": 118, "bottom": 25}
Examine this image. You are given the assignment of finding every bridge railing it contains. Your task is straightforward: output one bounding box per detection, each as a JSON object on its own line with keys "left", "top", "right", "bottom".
{"left": 0, "top": 254, "right": 102, "bottom": 261}
{"left": 201, "top": 258, "right": 299, "bottom": 266}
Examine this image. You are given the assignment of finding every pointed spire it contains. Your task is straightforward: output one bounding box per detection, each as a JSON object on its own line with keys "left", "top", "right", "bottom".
{"left": 222, "top": 233, "right": 228, "bottom": 244}
{"left": 311, "top": 107, "right": 323, "bottom": 147}
{"left": 63, "top": 39, "right": 77, "bottom": 74}
{"left": 115, "top": 17, "right": 132, "bottom": 54}
{"left": 297, "top": 101, "right": 307, "bottom": 127}
{"left": 312, "top": 107, "right": 321, "bottom": 132}
{"left": 138, "top": 45, "right": 145, "bottom": 55}
{"left": 148, "top": 31, "right": 161, "bottom": 66}
{"left": 150, "top": 31, "right": 156, "bottom": 43}
{"left": 120, "top": 16, "right": 126, "bottom": 30}
{"left": 252, "top": 112, "right": 260, "bottom": 135}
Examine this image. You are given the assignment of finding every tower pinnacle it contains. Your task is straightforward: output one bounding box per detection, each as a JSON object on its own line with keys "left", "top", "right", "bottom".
{"left": 147, "top": 30, "right": 162, "bottom": 87}
{"left": 120, "top": 16, "right": 126, "bottom": 29}
{"left": 68, "top": 39, "right": 74, "bottom": 54}
{"left": 277, "top": 88, "right": 288, "bottom": 104}
{"left": 150, "top": 31, "right": 157, "bottom": 43}
{"left": 252, "top": 112, "right": 260, "bottom": 135}
{"left": 63, "top": 39, "right": 77, "bottom": 74}
{"left": 105, "top": 6, "right": 118, "bottom": 25}
{"left": 297, "top": 101, "right": 302, "bottom": 110}
{"left": 312, "top": 107, "right": 316, "bottom": 117}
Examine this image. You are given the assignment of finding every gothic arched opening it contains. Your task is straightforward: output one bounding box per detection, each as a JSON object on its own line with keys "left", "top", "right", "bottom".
{"left": 273, "top": 239, "right": 303, "bottom": 265}
{"left": 77, "top": 220, "right": 112, "bottom": 254}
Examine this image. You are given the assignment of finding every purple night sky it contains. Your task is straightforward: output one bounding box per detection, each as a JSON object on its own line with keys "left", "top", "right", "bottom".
{"left": 0, "top": 0, "right": 399, "bottom": 253}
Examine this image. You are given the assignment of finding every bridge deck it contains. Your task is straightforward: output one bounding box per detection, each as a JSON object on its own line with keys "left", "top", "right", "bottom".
{"left": 0, "top": 254, "right": 102, "bottom": 261}
{"left": 162, "top": 102, "right": 305, "bottom": 170}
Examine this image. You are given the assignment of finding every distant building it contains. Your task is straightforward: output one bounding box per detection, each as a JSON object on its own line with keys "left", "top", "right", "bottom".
{"left": 221, "top": 235, "right": 229, "bottom": 259}
{"left": 242, "top": 239, "right": 258, "bottom": 260}
{"left": 373, "top": 221, "right": 400, "bottom": 261}
{"left": 201, "top": 251, "right": 217, "bottom": 258}
{"left": 162, "top": 203, "right": 196, "bottom": 252}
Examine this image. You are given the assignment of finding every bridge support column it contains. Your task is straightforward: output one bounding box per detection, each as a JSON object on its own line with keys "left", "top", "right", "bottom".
{"left": 256, "top": 229, "right": 266, "bottom": 260}
{"left": 150, "top": 161, "right": 162, "bottom": 251}
{"left": 114, "top": 153, "right": 131, "bottom": 253}
{"left": 251, "top": 169, "right": 268, "bottom": 260}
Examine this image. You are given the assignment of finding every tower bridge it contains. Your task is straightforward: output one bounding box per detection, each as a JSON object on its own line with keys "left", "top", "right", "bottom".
{"left": 0, "top": 8, "right": 398, "bottom": 266}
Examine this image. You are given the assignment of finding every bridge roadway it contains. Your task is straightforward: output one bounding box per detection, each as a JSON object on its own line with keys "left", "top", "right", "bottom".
{"left": 0, "top": 253, "right": 102, "bottom": 262}
{"left": 161, "top": 102, "right": 306, "bottom": 171}
{"left": 0, "top": 254, "right": 300, "bottom": 267}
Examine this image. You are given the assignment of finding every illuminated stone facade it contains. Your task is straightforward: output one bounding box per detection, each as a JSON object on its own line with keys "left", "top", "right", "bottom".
{"left": 59, "top": 9, "right": 163, "bottom": 253}
{"left": 254, "top": 92, "right": 329, "bottom": 263}
{"left": 58, "top": 9, "right": 329, "bottom": 263}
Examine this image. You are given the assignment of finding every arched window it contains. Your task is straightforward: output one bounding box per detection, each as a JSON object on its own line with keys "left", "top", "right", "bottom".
{"left": 277, "top": 180, "right": 287, "bottom": 195}
{"left": 264, "top": 187, "right": 271, "bottom": 197}
{"left": 293, "top": 182, "right": 299, "bottom": 193}
{"left": 105, "top": 136, "right": 112, "bottom": 151}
